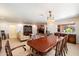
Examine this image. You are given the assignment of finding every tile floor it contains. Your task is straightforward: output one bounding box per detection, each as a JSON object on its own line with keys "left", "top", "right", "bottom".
{"left": 0, "top": 38, "right": 79, "bottom": 56}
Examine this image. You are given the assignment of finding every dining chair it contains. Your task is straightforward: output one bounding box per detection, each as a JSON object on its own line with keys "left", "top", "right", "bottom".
{"left": 55, "top": 35, "right": 68, "bottom": 56}
{"left": 1, "top": 30, "right": 6, "bottom": 40}
{"left": 0, "top": 37, "right": 2, "bottom": 51}
{"left": 5, "top": 40, "right": 26, "bottom": 56}
{"left": 55, "top": 40, "right": 63, "bottom": 56}
{"left": 62, "top": 35, "right": 68, "bottom": 55}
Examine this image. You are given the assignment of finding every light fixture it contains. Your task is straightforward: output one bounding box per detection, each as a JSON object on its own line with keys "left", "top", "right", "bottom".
{"left": 33, "top": 24, "right": 36, "bottom": 28}
{"left": 47, "top": 10, "right": 55, "bottom": 24}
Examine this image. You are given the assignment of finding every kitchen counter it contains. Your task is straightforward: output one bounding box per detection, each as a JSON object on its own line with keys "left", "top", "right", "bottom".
{"left": 54, "top": 32, "right": 76, "bottom": 44}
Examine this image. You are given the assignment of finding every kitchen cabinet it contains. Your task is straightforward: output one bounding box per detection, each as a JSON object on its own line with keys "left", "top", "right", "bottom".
{"left": 54, "top": 32, "right": 76, "bottom": 44}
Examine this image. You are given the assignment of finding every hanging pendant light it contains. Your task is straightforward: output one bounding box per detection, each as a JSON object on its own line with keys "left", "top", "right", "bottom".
{"left": 47, "top": 10, "right": 55, "bottom": 24}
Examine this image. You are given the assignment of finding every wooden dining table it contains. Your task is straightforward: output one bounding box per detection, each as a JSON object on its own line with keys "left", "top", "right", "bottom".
{"left": 27, "top": 34, "right": 64, "bottom": 55}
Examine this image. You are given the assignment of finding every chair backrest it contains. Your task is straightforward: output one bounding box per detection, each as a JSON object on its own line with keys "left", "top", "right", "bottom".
{"left": 65, "top": 35, "right": 68, "bottom": 42}
{"left": 59, "top": 35, "right": 68, "bottom": 56}
{"left": 55, "top": 40, "right": 62, "bottom": 56}
{"left": 55, "top": 35, "right": 68, "bottom": 56}
{"left": 5, "top": 40, "right": 13, "bottom": 56}
{"left": 62, "top": 35, "right": 68, "bottom": 47}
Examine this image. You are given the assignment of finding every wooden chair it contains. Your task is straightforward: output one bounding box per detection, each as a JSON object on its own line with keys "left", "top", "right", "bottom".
{"left": 55, "top": 35, "right": 68, "bottom": 56}
{"left": 0, "top": 37, "right": 2, "bottom": 51}
{"left": 5, "top": 40, "right": 26, "bottom": 56}
{"left": 55, "top": 40, "right": 63, "bottom": 56}
{"left": 61, "top": 35, "right": 68, "bottom": 55}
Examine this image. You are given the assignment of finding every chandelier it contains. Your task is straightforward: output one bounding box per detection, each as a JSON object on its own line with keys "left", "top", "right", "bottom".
{"left": 47, "top": 11, "right": 55, "bottom": 24}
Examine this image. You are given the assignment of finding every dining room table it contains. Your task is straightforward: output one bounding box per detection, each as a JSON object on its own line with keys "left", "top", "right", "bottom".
{"left": 27, "top": 34, "right": 64, "bottom": 55}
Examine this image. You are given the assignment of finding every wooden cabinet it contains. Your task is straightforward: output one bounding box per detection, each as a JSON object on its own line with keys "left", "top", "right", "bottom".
{"left": 54, "top": 32, "right": 76, "bottom": 44}
{"left": 23, "top": 25, "right": 32, "bottom": 36}
{"left": 37, "top": 25, "right": 45, "bottom": 34}
{"left": 68, "top": 34, "right": 76, "bottom": 44}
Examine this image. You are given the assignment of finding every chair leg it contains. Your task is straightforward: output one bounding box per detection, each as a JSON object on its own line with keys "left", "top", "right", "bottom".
{"left": 66, "top": 47, "right": 68, "bottom": 53}
{"left": 22, "top": 46, "right": 26, "bottom": 51}
{"left": 55, "top": 50, "right": 60, "bottom": 56}
{"left": 59, "top": 51, "right": 63, "bottom": 56}
{"left": 0, "top": 47, "right": 2, "bottom": 52}
{"left": 64, "top": 44, "right": 68, "bottom": 54}
{"left": 63, "top": 49, "right": 66, "bottom": 56}
{"left": 30, "top": 47, "right": 33, "bottom": 52}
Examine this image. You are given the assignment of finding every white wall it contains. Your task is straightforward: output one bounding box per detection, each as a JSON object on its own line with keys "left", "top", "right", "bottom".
{"left": 32, "top": 24, "right": 37, "bottom": 35}
{"left": 0, "top": 22, "right": 38, "bottom": 39}
{"left": 0, "top": 22, "right": 21, "bottom": 39}
{"left": 0, "top": 22, "right": 9, "bottom": 34}
{"left": 47, "top": 23, "right": 57, "bottom": 33}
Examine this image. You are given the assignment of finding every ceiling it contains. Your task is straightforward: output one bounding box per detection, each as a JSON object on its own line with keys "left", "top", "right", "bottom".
{"left": 0, "top": 3, "right": 79, "bottom": 24}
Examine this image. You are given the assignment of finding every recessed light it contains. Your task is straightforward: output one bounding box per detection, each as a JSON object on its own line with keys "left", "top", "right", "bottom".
{"left": 40, "top": 14, "right": 43, "bottom": 18}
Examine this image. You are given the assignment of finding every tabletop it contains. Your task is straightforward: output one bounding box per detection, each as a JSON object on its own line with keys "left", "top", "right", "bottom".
{"left": 27, "top": 34, "right": 64, "bottom": 53}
